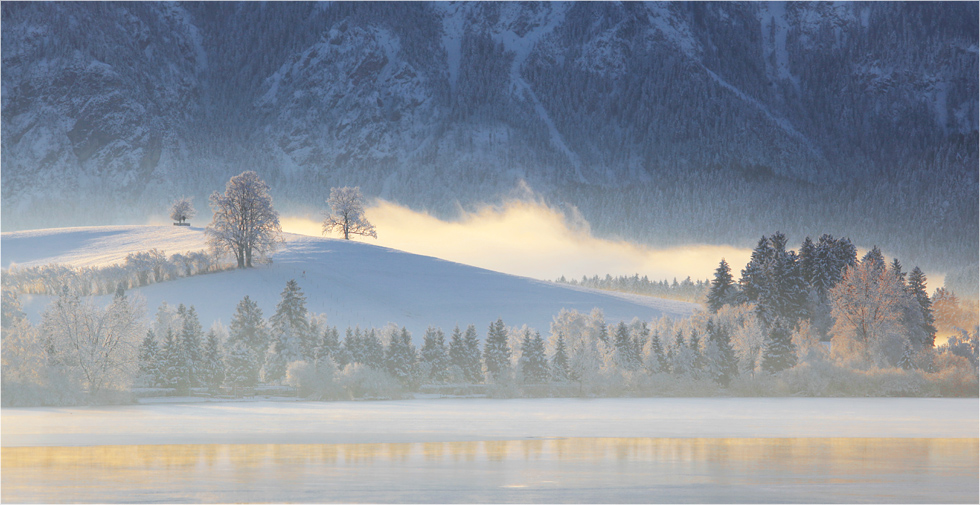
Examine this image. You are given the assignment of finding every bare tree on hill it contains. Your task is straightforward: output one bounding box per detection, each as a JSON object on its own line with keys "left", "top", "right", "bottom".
{"left": 322, "top": 186, "right": 377, "bottom": 240}
{"left": 206, "top": 171, "right": 282, "bottom": 268}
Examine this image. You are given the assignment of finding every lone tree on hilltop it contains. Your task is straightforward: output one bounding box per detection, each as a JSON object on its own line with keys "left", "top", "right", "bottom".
{"left": 206, "top": 171, "right": 282, "bottom": 268}
{"left": 322, "top": 186, "right": 377, "bottom": 240}
{"left": 169, "top": 197, "right": 196, "bottom": 225}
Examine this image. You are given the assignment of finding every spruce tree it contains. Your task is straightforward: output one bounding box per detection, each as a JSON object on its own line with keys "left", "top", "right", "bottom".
{"left": 362, "top": 329, "right": 385, "bottom": 370}
{"left": 707, "top": 259, "right": 737, "bottom": 313}
{"left": 706, "top": 320, "right": 738, "bottom": 386}
{"left": 225, "top": 340, "right": 260, "bottom": 389}
{"left": 862, "top": 246, "right": 886, "bottom": 275}
{"left": 613, "top": 321, "right": 639, "bottom": 371}
{"left": 483, "top": 318, "right": 511, "bottom": 381}
{"left": 890, "top": 259, "right": 906, "bottom": 286}
{"left": 162, "top": 328, "right": 189, "bottom": 394}
{"left": 898, "top": 340, "right": 916, "bottom": 371}
{"left": 907, "top": 267, "right": 936, "bottom": 348}
{"left": 519, "top": 331, "right": 549, "bottom": 384}
{"left": 317, "top": 325, "right": 342, "bottom": 365}
{"left": 137, "top": 329, "right": 161, "bottom": 387}
{"left": 811, "top": 234, "right": 856, "bottom": 299}
{"left": 688, "top": 327, "right": 705, "bottom": 377}
{"left": 649, "top": 330, "right": 668, "bottom": 373}
{"left": 462, "top": 324, "right": 483, "bottom": 383}
{"left": 670, "top": 328, "right": 687, "bottom": 375}
{"left": 757, "top": 236, "right": 807, "bottom": 328}
{"left": 740, "top": 236, "right": 771, "bottom": 302}
{"left": 385, "top": 327, "right": 417, "bottom": 387}
{"left": 304, "top": 317, "right": 323, "bottom": 362}
{"left": 228, "top": 296, "right": 270, "bottom": 354}
{"left": 761, "top": 321, "right": 797, "bottom": 374}
{"left": 798, "top": 237, "right": 818, "bottom": 291}
{"left": 201, "top": 329, "right": 225, "bottom": 392}
{"left": 551, "top": 333, "right": 571, "bottom": 381}
{"left": 344, "top": 327, "right": 364, "bottom": 365}
{"left": 421, "top": 327, "right": 450, "bottom": 383}
{"left": 180, "top": 305, "right": 204, "bottom": 387}
{"left": 448, "top": 325, "right": 467, "bottom": 374}
{"left": 270, "top": 279, "right": 310, "bottom": 365}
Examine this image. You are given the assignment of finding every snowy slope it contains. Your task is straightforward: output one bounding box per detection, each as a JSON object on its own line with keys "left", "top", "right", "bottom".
{"left": 1, "top": 225, "right": 209, "bottom": 269}
{"left": 1, "top": 225, "right": 698, "bottom": 340}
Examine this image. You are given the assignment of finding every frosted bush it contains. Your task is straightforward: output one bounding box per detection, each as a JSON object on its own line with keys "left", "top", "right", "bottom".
{"left": 286, "top": 360, "right": 341, "bottom": 400}
{"left": 337, "top": 363, "right": 403, "bottom": 400}
{"left": 929, "top": 353, "right": 979, "bottom": 397}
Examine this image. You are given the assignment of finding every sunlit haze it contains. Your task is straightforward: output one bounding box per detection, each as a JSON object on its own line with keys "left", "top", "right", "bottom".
{"left": 281, "top": 200, "right": 753, "bottom": 282}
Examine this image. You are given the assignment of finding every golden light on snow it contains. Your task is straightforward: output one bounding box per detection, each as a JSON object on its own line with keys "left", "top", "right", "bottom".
{"left": 282, "top": 200, "right": 753, "bottom": 282}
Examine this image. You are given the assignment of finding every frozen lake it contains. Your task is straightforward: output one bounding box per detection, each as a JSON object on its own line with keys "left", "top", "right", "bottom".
{"left": 2, "top": 398, "right": 978, "bottom": 503}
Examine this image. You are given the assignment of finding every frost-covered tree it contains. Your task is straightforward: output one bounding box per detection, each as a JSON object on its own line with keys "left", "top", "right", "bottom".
{"left": 169, "top": 196, "right": 196, "bottom": 224}
{"left": 519, "top": 330, "right": 549, "bottom": 384}
{"left": 322, "top": 186, "right": 377, "bottom": 240}
{"left": 1, "top": 288, "right": 26, "bottom": 330}
{"left": 228, "top": 296, "right": 270, "bottom": 355}
{"left": 267, "top": 280, "right": 310, "bottom": 383}
{"left": 706, "top": 259, "right": 737, "bottom": 313}
{"left": 931, "top": 287, "right": 961, "bottom": 333}
{"left": 420, "top": 327, "right": 450, "bottom": 383}
{"left": 830, "top": 257, "right": 911, "bottom": 366}
{"left": 760, "top": 321, "right": 797, "bottom": 374}
{"left": 201, "top": 329, "right": 225, "bottom": 392}
{"left": 483, "top": 318, "right": 511, "bottom": 381}
{"left": 206, "top": 171, "right": 282, "bottom": 268}
{"left": 41, "top": 288, "right": 144, "bottom": 396}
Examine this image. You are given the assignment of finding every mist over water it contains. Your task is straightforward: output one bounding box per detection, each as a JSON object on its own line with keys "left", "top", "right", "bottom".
{"left": 281, "top": 200, "right": 753, "bottom": 282}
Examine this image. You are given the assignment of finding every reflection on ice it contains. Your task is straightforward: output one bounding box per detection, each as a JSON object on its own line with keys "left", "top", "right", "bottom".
{"left": 3, "top": 438, "right": 977, "bottom": 503}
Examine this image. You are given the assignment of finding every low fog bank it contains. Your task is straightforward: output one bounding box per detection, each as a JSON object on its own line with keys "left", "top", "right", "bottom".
{"left": 282, "top": 199, "right": 957, "bottom": 294}
{"left": 283, "top": 200, "right": 754, "bottom": 284}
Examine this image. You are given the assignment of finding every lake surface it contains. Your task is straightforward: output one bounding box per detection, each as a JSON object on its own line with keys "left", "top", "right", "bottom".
{"left": 3, "top": 438, "right": 977, "bottom": 503}
{"left": 2, "top": 398, "right": 978, "bottom": 503}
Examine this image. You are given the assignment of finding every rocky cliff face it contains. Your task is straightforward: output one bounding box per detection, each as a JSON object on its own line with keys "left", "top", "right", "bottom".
{"left": 2, "top": 2, "right": 977, "bottom": 273}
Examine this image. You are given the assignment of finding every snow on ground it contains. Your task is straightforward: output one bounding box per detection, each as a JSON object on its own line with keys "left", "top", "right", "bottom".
{"left": 1, "top": 225, "right": 209, "bottom": 269}
{"left": 1, "top": 225, "right": 698, "bottom": 340}
{"left": 2, "top": 397, "right": 976, "bottom": 447}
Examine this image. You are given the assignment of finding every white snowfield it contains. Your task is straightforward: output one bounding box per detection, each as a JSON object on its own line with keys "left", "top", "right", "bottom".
{"left": 1, "top": 225, "right": 210, "bottom": 269}
{"left": 2, "top": 397, "right": 977, "bottom": 448}
{"left": 0, "top": 225, "right": 698, "bottom": 338}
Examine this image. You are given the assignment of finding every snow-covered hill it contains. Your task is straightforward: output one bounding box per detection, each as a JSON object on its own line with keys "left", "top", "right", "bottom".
{"left": 1, "top": 225, "right": 698, "bottom": 341}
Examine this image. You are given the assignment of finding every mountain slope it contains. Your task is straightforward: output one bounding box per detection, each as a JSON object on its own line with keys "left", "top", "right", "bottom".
{"left": 2, "top": 1, "right": 976, "bottom": 276}
{"left": 1, "top": 225, "right": 698, "bottom": 340}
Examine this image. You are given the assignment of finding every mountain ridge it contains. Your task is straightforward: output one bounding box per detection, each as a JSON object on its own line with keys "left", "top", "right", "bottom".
{"left": 2, "top": 1, "right": 976, "bottom": 275}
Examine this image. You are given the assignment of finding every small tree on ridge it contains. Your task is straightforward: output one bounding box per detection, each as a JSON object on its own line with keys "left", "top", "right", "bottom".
{"left": 322, "top": 186, "right": 377, "bottom": 240}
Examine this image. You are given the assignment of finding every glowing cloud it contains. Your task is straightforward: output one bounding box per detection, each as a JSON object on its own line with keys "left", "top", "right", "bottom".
{"left": 282, "top": 200, "right": 752, "bottom": 282}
